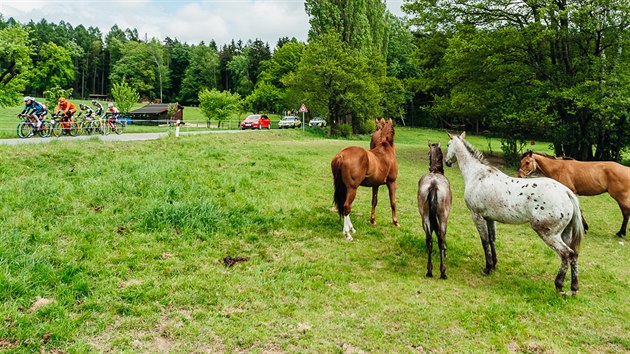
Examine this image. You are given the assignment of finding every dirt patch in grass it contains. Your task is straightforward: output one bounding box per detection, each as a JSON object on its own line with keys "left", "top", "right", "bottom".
{"left": 29, "top": 297, "right": 55, "bottom": 312}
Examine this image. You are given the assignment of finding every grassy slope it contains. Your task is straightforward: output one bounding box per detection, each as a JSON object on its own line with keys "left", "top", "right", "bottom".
{"left": 0, "top": 128, "right": 627, "bottom": 352}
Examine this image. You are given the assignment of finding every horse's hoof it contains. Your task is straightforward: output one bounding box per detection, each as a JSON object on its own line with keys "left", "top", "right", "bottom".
{"left": 426, "top": 272, "right": 433, "bottom": 278}
{"left": 440, "top": 274, "right": 448, "bottom": 280}
{"left": 344, "top": 232, "right": 353, "bottom": 241}
{"left": 369, "top": 220, "right": 377, "bottom": 225}
{"left": 481, "top": 268, "right": 492, "bottom": 276}
{"left": 350, "top": 227, "right": 356, "bottom": 234}
{"left": 560, "top": 290, "right": 577, "bottom": 297}
{"left": 615, "top": 231, "right": 625, "bottom": 237}
{"left": 393, "top": 221, "right": 400, "bottom": 227}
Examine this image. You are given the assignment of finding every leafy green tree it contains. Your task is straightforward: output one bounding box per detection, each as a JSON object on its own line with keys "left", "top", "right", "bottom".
{"left": 109, "top": 41, "right": 156, "bottom": 99}
{"left": 227, "top": 53, "right": 254, "bottom": 97}
{"left": 305, "top": 0, "right": 389, "bottom": 54}
{"left": 245, "top": 81, "right": 282, "bottom": 113}
{"left": 43, "top": 85, "right": 74, "bottom": 107}
{"left": 164, "top": 38, "right": 190, "bottom": 102}
{"left": 285, "top": 33, "right": 382, "bottom": 133}
{"left": 31, "top": 41, "right": 76, "bottom": 92}
{"left": 111, "top": 78, "right": 139, "bottom": 113}
{"left": 404, "top": 0, "right": 630, "bottom": 161}
{"left": 258, "top": 41, "right": 305, "bottom": 88}
{"left": 179, "top": 43, "right": 220, "bottom": 104}
{"left": 0, "top": 25, "right": 33, "bottom": 107}
{"left": 198, "top": 88, "right": 242, "bottom": 128}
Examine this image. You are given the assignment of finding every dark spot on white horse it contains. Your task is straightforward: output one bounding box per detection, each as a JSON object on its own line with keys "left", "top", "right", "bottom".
{"left": 507, "top": 191, "right": 511, "bottom": 195}
{"left": 532, "top": 183, "right": 538, "bottom": 188}
{"left": 519, "top": 192, "right": 523, "bottom": 196}
{"left": 522, "top": 184, "right": 528, "bottom": 188}
{"left": 540, "top": 206, "right": 544, "bottom": 210}
{"left": 561, "top": 213, "right": 564, "bottom": 218}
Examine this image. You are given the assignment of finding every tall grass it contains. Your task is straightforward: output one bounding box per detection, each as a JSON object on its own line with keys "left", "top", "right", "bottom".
{"left": 0, "top": 128, "right": 627, "bottom": 352}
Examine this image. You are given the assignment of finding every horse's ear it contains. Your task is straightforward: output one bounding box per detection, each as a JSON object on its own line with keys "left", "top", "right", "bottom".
{"left": 460, "top": 131, "right": 466, "bottom": 139}
{"left": 447, "top": 131, "right": 454, "bottom": 139}
{"left": 527, "top": 150, "right": 533, "bottom": 157}
{"left": 388, "top": 118, "right": 393, "bottom": 125}
{"left": 427, "top": 141, "right": 432, "bottom": 148}
{"left": 437, "top": 142, "right": 441, "bottom": 148}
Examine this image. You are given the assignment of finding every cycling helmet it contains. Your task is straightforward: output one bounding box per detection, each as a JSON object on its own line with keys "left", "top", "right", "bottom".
{"left": 79, "top": 103, "right": 86, "bottom": 108}
{"left": 108, "top": 103, "right": 113, "bottom": 108}
{"left": 23, "top": 96, "right": 33, "bottom": 102}
{"left": 91, "top": 100, "right": 97, "bottom": 104}
{"left": 58, "top": 97, "right": 66, "bottom": 103}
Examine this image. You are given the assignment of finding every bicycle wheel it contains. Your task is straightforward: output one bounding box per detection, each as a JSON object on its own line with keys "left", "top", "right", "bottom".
{"left": 69, "top": 122, "right": 79, "bottom": 137}
{"left": 84, "top": 121, "right": 94, "bottom": 135}
{"left": 51, "top": 121, "right": 62, "bottom": 137}
{"left": 17, "top": 121, "right": 34, "bottom": 138}
{"left": 38, "top": 121, "right": 52, "bottom": 138}
{"left": 114, "top": 121, "right": 125, "bottom": 135}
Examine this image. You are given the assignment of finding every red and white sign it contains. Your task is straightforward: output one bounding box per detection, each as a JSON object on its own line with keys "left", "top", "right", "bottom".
{"left": 298, "top": 103, "right": 308, "bottom": 113}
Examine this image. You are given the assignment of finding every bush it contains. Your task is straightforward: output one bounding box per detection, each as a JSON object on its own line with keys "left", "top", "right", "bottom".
{"left": 333, "top": 123, "right": 353, "bottom": 138}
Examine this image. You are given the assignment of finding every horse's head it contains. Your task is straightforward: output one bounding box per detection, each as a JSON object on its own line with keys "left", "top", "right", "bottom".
{"left": 428, "top": 141, "right": 444, "bottom": 174}
{"left": 518, "top": 150, "right": 537, "bottom": 177}
{"left": 376, "top": 119, "right": 395, "bottom": 147}
{"left": 445, "top": 131, "right": 465, "bottom": 167}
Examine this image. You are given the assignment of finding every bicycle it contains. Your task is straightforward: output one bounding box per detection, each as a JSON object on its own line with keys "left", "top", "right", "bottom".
{"left": 51, "top": 113, "right": 79, "bottom": 137}
{"left": 16, "top": 113, "right": 52, "bottom": 138}
{"left": 105, "top": 114, "right": 126, "bottom": 135}
{"left": 77, "top": 113, "right": 96, "bottom": 135}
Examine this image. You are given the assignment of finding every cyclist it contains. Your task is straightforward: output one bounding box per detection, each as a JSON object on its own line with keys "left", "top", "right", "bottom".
{"left": 92, "top": 100, "right": 104, "bottom": 117}
{"left": 79, "top": 103, "right": 95, "bottom": 119}
{"left": 19, "top": 96, "right": 48, "bottom": 129}
{"left": 54, "top": 97, "right": 77, "bottom": 134}
{"left": 107, "top": 103, "right": 120, "bottom": 128}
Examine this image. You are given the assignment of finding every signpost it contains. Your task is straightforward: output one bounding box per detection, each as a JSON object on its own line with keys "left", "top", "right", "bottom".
{"left": 298, "top": 103, "right": 308, "bottom": 132}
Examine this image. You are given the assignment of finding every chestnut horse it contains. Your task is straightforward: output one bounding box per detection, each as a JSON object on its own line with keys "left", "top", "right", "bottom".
{"left": 418, "top": 142, "right": 452, "bottom": 279}
{"left": 331, "top": 119, "right": 398, "bottom": 240}
{"left": 446, "top": 132, "right": 584, "bottom": 296}
{"left": 369, "top": 118, "right": 386, "bottom": 149}
{"left": 518, "top": 151, "right": 630, "bottom": 237}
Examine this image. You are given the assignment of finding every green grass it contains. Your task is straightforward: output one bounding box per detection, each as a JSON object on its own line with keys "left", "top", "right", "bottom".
{"left": 0, "top": 127, "right": 627, "bottom": 352}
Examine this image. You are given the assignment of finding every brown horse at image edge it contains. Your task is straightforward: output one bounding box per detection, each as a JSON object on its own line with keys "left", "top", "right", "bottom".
{"left": 519, "top": 151, "right": 630, "bottom": 237}
{"left": 331, "top": 118, "right": 399, "bottom": 240}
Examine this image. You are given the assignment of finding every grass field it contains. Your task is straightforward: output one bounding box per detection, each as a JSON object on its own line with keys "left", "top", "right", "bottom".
{"left": 0, "top": 127, "right": 627, "bottom": 352}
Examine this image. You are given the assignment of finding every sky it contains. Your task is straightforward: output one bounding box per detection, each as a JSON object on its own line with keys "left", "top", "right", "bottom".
{"left": 0, "top": 0, "right": 407, "bottom": 47}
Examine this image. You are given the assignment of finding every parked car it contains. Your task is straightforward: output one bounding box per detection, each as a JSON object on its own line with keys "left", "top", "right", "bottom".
{"left": 241, "top": 114, "right": 271, "bottom": 129}
{"left": 278, "top": 116, "right": 301, "bottom": 129}
{"left": 309, "top": 117, "right": 327, "bottom": 127}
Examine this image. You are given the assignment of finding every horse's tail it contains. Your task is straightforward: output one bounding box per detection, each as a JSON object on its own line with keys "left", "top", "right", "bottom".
{"left": 565, "top": 191, "right": 584, "bottom": 253}
{"left": 428, "top": 183, "right": 439, "bottom": 234}
{"left": 331, "top": 155, "right": 346, "bottom": 219}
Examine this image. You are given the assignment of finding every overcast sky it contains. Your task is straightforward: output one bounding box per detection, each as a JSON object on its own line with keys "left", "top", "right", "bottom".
{"left": 1, "top": 0, "right": 407, "bottom": 47}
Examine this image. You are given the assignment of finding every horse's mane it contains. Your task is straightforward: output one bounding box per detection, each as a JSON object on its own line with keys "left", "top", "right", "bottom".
{"left": 529, "top": 151, "right": 574, "bottom": 160}
{"left": 460, "top": 138, "right": 488, "bottom": 165}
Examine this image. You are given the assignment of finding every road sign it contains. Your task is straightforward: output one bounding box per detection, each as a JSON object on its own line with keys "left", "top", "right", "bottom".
{"left": 298, "top": 103, "right": 308, "bottom": 113}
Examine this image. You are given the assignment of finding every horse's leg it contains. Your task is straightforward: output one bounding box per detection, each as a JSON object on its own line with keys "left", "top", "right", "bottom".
{"left": 437, "top": 224, "right": 447, "bottom": 279}
{"left": 487, "top": 220, "right": 497, "bottom": 271}
{"left": 387, "top": 181, "right": 399, "bottom": 226}
{"left": 370, "top": 186, "right": 378, "bottom": 225}
{"left": 569, "top": 253, "right": 579, "bottom": 295}
{"left": 539, "top": 233, "right": 575, "bottom": 294}
{"left": 613, "top": 197, "right": 630, "bottom": 237}
{"left": 471, "top": 213, "right": 494, "bottom": 275}
{"left": 343, "top": 188, "right": 358, "bottom": 240}
{"left": 424, "top": 221, "right": 433, "bottom": 277}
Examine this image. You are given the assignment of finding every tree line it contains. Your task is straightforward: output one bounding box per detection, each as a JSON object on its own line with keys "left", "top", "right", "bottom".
{"left": 1, "top": 0, "right": 629, "bottom": 162}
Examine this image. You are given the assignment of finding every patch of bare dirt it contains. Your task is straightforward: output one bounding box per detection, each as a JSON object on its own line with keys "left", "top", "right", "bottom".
{"left": 118, "top": 279, "right": 143, "bottom": 288}
{"left": 29, "top": 297, "right": 55, "bottom": 313}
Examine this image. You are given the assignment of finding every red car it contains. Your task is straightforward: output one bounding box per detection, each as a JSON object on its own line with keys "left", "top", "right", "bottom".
{"left": 240, "top": 114, "right": 271, "bottom": 130}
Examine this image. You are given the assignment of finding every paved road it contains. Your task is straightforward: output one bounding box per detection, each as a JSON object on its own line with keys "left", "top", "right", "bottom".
{"left": 0, "top": 129, "right": 263, "bottom": 146}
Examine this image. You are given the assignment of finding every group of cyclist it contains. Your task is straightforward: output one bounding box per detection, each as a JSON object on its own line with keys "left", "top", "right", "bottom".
{"left": 19, "top": 96, "right": 120, "bottom": 134}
